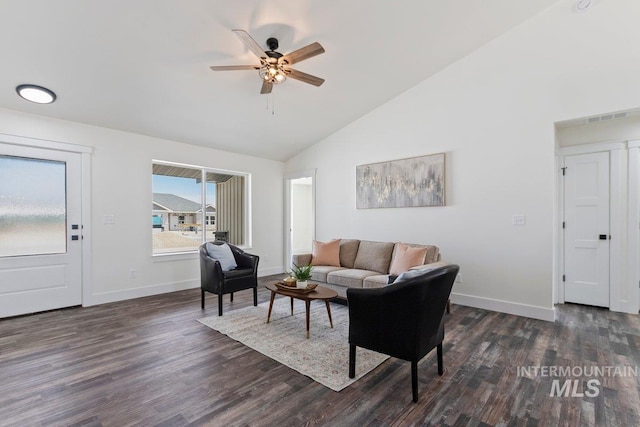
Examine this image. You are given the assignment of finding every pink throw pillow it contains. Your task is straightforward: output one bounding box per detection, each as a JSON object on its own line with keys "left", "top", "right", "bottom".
{"left": 310, "top": 239, "right": 341, "bottom": 267}
{"left": 389, "top": 243, "right": 428, "bottom": 276}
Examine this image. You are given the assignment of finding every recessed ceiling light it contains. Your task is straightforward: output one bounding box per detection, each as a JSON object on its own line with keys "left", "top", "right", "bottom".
{"left": 576, "top": 0, "right": 593, "bottom": 12}
{"left": 16, "top": 84, "right": 57, "bottom": 104}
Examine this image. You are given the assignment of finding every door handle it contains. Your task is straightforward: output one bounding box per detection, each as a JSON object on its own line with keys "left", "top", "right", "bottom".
{"left": 599, "top": 234, "right": 609, "bottom": 240}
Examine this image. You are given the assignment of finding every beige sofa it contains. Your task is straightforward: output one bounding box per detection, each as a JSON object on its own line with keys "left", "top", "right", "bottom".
{"left": 291, "top": 239, "right": 445, "bottom": 299}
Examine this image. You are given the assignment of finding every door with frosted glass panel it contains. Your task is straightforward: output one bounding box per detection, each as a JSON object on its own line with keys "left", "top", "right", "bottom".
{"left": 0, "top": 143, "right": 82, "bottom": 318}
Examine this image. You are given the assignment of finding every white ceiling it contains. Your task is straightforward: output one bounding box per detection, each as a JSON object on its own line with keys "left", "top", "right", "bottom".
{"left": 0, "top": 0, "right": 560, "bottom": 161}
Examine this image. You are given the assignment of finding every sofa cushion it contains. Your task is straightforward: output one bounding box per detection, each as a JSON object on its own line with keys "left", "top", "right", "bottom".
{"left": 310, "top": 239, "right": 341, "bottom": 267}
{"left": 310, "top": 266, "right": 347, "bottom": 282}
{"left": 339, "top": 239, "right": 360, "bottom": 268}
{"left": 389, "top": 242, "right": 428, "bottom": 276}
{"left": 327, "top": 269, "right": 378, "bottom": 288}
{"left": 353, "top": 240, "right": 395, "bottom": 274}
{"left": 363, "top": 274, "right": 389, "bottom": 289}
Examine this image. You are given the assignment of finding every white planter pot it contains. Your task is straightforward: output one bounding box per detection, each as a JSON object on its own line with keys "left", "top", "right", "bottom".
{"left": 296, "top": 280, "right": 307, "bottom": 289}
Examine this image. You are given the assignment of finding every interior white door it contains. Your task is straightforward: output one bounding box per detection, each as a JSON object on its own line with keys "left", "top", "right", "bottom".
{"left": 0, "top": 143, "right": 83, "bottom": 318}
{"left": 564, "top": 152, "right": 610, "bottom": 307}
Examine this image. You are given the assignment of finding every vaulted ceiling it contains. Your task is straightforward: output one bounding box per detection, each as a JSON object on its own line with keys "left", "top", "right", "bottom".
{"left": 0, "top": 0, "right": 560, "bottom": 161}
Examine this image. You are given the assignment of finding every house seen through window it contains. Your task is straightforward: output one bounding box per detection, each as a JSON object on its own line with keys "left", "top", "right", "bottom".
{"left": 152, "top": 162, "right": 249, "bottom": 255}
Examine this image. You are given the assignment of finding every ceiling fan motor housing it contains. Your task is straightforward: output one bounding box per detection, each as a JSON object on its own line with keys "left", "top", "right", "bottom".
{"left": 266, "top": 37, "right": 279, "bottom": 52}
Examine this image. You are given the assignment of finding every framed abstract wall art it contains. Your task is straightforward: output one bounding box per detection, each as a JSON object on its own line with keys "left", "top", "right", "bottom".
{"left": 356, "top": 153, "right": 445, "bottom": 209}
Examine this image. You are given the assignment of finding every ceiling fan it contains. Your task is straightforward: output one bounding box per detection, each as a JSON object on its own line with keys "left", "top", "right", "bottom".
{"left": 210, "top": 29, "right": 325, "bottom": 94}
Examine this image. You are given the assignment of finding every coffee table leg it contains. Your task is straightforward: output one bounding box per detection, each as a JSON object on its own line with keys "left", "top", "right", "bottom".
{"left": 290, "top": 297, "right": 294, "bottom": 316}
{"left": 305, "top": 300, "right": 311, "bottom": 339}
{"left": 266, "top": 291, "right": 276, "bottom": 323}
{"left": 325, "top": 300, "right": 334, "bottom": 329}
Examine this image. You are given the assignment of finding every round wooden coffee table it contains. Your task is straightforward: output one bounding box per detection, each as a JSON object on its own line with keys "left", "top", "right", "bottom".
{"left": 265, "top": 283, "right": 338, "bottom": 338}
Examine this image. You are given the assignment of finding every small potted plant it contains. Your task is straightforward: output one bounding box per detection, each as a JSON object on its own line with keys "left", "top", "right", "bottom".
{"left": 290, "top": 263, "right": 313, "bottom": 288}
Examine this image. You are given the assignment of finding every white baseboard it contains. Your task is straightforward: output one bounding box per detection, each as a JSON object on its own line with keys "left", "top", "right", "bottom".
{"left": 85, "top": 267, "right": 284, "bottom": 307}
{"left": 85, "top": 279, "right": 199, "bottom": 306}
{"left": 451, "top": 292, "right": 555, "bottom": 322}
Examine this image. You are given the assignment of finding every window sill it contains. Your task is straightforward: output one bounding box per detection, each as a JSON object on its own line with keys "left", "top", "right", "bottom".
{"left": 152, "top": 251, "right": 198, "bottom": 262}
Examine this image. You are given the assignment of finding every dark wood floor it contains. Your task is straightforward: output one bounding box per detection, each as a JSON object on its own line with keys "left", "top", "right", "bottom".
{"left": 1, "top": 276, "right": 639, "bottom": 426}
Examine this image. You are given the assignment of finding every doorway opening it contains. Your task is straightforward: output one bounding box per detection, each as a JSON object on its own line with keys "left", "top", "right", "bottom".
{"left": 555, "top": 110, "right": 640, "bottom": 314}
{"left": 285, "top": 171, "right": 315, "bottom": 271}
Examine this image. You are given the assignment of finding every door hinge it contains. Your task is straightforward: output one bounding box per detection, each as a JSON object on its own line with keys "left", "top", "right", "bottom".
{"left": 562, "top": 221, "right": 565, "bottom": 229}
{"left": 562, "top": 275, "right": 566, "bottom": 282}
{"left": 561, "top": 167, "right": 567, "bottom": 176}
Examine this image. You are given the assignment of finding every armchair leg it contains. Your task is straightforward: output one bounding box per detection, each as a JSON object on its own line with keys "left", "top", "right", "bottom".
{"left": 230, "top": 292, "right": 234, "bottom": 302}
{"left": 412, "top": 361, "right": 419, "bottom": 403}
{"left": 437, "top": 343, "right": 444, "bottom": 375}
{"left": 218, "top": 294, "right": 223, "bottom": 316}
{"left": 348, "top": 344, "right": 356, "bottom": 378}
{"left": 201, "top": 289, "right": 205, "bottom": 310}
{"left": 446, "top": 299, "right": 451, "bottom": 314}
{"left": 253, "top": 287, "right": 258, "bottom": 306}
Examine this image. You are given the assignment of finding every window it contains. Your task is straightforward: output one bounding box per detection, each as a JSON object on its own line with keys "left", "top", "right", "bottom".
{"left": 152, "top": 161, "right": 250, "bottom": 255}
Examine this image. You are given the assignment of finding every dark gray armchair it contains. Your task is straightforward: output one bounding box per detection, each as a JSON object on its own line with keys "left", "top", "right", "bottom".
{"left": 347, "top": 264, "right": 459, "bottom": 402}
{"left": 199, "top": 241, "right": 259, "bottom": 316}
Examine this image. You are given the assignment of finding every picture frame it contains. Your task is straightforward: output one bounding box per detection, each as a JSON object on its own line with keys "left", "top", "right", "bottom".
{"left": 356, "top": 153, "right": 445, "bottom": 209}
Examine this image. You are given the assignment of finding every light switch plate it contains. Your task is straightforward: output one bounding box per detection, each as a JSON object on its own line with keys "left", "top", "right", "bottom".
{"left": 103, "top": 214, "right": 115, "bottom": 225}
{"left": 513, "top": 214, "right": 526, "bottom": 226}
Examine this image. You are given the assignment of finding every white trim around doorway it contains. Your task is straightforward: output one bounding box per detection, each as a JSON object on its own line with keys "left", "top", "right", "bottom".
{"left": 0, "top": 132, "right": 93, "bottom": 308}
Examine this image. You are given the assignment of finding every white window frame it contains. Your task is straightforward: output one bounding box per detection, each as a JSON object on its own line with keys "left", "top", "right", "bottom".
{"left": 152, "top": 160, "right": 252, "bottom": 259}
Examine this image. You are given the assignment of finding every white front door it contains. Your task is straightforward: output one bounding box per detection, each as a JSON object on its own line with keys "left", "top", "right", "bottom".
{"left": 563, "top": 152, "right": 610, "bottom": 307}
{"left": 0, "top": 143, "right": 83, "bottom": 318}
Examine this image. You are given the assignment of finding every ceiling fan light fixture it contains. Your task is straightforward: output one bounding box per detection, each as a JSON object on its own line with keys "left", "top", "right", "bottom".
{"left": 16, "top": 84, "right": 56, "bottom": 104}
{"left": 259, "top": 65, "right": 286, "bottom": 84}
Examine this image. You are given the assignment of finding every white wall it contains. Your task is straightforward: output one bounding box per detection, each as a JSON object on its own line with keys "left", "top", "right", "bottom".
{"left": 0, "top": 108, "right": 284, "bottom": 305}
{"left": 284, "top": 0, "right": 640, "bottom": 321}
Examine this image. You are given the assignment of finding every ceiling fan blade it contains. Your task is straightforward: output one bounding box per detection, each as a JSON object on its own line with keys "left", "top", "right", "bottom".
{"left": 260, "top": 81, "right": 273, "bottom": 94}
{"left": 210, "top": 65, "right": 260, "bottom": 71}
{"left": 285, "top": 68, "right": 325, "bottom": 87}
{"left": 281, "top": 42, "right": 325, "bottom": 65}
{"left": 232, "top": 29, "right": 268, "bottom": 59}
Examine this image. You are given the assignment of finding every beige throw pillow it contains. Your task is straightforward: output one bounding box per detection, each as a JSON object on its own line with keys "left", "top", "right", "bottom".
{"left": 389, "top": 242, "right": 428, "bottom": 276}
{"left": 310, "top": 239, "right": 341, "bottom": 267}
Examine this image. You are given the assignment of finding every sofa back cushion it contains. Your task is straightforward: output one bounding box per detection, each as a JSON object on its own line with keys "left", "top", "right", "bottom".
{"left": 339, "top": 239, "right": 360, "bottom": 268}
{"left": 353, "top": 240, "right": 395, "bottom": 274}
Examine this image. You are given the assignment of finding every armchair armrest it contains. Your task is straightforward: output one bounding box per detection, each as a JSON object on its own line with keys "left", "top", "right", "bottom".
{"left": 230, "top": 246, "right": 259, "bottom": 272}
{"left": 199, "top": 246, "right": 225, "bottom": 293}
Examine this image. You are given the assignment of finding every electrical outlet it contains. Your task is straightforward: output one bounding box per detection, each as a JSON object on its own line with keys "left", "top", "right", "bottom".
{"left": 513, "top": 215, "right": 526, "bottom": 226}
{"left": 129, "top": 269, "right": 137, "bottom": 279}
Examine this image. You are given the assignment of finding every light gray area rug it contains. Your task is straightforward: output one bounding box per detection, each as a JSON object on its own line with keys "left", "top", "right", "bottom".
{"left": 198, "top": 297, "right": 389, "bottom": 391}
